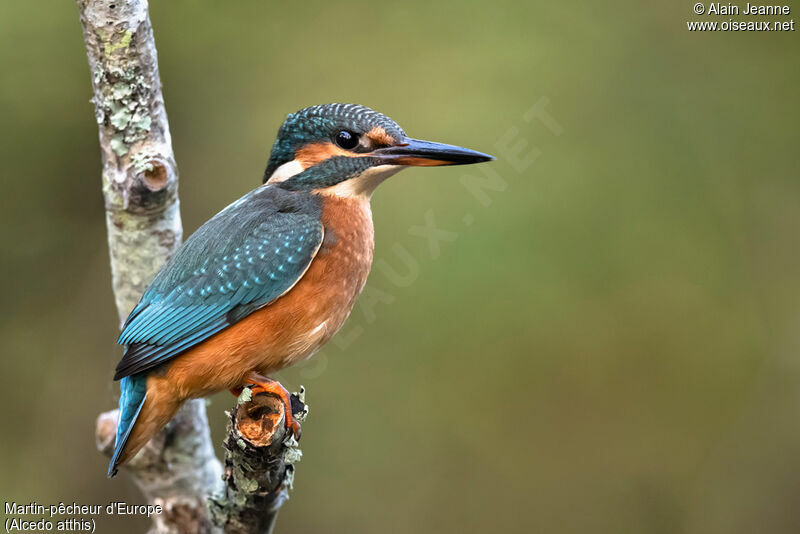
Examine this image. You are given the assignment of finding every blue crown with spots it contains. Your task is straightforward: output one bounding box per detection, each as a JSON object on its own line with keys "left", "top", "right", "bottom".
{"left": 263, "top": 103, "right": 406, "bottom": 182}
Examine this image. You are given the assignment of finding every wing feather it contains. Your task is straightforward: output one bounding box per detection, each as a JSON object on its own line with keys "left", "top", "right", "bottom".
{"left": 113, "top": 187, "right": 323, "bottom": 380}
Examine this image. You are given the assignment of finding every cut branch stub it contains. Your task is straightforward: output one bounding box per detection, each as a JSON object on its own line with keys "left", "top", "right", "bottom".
{"left": 127, "top": 155, "right": 176, "bottom": 212}
{"left": 236, "top": 393, "right": 287, "bottom": 447}
{"left": 209, "top": 388, "right": 308, "bottom": 534}
{"left": 139, "top": 158, "right": 171, "bottom": 191}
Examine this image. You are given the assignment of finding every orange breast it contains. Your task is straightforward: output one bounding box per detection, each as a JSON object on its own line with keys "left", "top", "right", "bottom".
{"left": 158, "top": 194, "right": 375, "bottom": 400}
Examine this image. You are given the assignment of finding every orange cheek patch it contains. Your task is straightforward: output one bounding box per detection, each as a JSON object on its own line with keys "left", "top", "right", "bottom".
{"left": 295, "top": 142, "right": 354, "bottom": 168}
{"left": 366, "top": 127, "right": 395, "bottom": 147}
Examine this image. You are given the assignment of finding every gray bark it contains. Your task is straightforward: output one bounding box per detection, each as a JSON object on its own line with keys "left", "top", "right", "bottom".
{"left": 76, "top": 0, "right": 223, "bottom": 531}
{"left": 77, "top": 1, "right": 304, "bottom": 532}
{"left": 209, "top": 389, "right": 308, "bottom": 534}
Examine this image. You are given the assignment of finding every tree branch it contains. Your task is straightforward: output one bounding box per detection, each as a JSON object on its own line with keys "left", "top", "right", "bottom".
{"left": 209, "top": 388, "right": 308, "bottom": 534}
{"left": 76, "top": 0, "right": 222, "bottom": 531}
{"left": 77, "top": 2, "right": 305, "bottom": 532}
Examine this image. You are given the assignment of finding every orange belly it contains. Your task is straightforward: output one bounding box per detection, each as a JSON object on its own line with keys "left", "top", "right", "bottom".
{"left": 152, "top": 194, "right": 374, "bottom": 400}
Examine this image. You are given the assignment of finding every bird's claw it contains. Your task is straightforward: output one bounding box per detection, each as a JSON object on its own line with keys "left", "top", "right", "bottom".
{"left": 288, "top": 418, "right": 302, "bottom": 441}
{"left": 236, "top": 373, "right": 302, "bottom": 441}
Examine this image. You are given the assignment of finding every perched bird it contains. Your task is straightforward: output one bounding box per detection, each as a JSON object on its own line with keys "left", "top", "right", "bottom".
{"left": 109, "top": 103, "right": 493, "bottom": 477}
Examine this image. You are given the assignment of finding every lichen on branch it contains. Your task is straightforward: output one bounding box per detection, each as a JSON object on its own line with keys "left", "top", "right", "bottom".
{"left": 209, "top": 388, "right": 309, "bottom": 534}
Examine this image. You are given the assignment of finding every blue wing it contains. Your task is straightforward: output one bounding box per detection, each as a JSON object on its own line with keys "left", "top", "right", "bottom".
{"left": 113, "top": 186, "right": 323, "bottom": 380}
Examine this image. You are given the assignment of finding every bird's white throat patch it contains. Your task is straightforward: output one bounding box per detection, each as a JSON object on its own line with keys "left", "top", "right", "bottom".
{"left": 266, "top": 160, "right": 403, "bottom": 198}
{"left": 321, "top": 164, "right": 403, "bottom": 198}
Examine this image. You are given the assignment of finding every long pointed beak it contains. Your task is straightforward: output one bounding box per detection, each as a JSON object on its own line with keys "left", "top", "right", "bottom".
{"left": 372, "top": 138, "right": 494, "bottom": 167}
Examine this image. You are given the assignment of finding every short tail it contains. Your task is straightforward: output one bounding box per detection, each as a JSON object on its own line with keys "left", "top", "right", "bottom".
{"left": 108, "top": 375, "right": 148, "bottom": 478}
{"left": 108, "top": 374, "right": 183, "bottom": 478}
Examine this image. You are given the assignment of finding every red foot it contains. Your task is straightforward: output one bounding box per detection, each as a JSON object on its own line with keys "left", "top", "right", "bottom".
{"left": 229, "top": 374, "right": 301, "bottom": 440}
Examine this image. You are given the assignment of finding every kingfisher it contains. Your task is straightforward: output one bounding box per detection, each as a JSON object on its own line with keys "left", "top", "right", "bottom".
{"left": 108, "top": 103, "right": 493, "bottom": 477}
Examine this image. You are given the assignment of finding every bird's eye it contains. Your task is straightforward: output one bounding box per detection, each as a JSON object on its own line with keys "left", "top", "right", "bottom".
{"left": 334, "top": 130, "right": 359, "bottom": 150}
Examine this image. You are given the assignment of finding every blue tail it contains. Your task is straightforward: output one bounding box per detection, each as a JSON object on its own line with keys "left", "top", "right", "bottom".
{"left": 108, "top": 375, "right": 147, "bottom": 478}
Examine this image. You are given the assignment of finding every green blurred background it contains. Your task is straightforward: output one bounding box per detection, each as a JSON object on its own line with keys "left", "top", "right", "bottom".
{"left": 2, "top": 1, "right": 799, "bottom": 532}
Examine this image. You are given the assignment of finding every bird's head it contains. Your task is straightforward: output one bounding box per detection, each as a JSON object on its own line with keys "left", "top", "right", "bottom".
{"left": 263, "top": 103, "right": 493, "bottom": 197}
